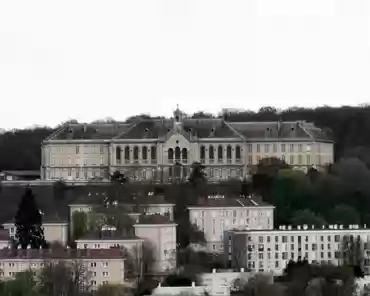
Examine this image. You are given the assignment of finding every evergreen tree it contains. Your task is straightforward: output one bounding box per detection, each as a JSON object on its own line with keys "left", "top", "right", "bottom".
{"left": 14, "top": 188, "right": 46, "bottom": 249}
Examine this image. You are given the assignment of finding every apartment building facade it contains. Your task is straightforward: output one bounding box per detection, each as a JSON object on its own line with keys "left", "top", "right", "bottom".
{"left": 3, "top": 220, "right": 69, "bottom": 246}
{"left": 225, "top": 224, "right": 370, "bottom": 275}
{"left": 133, "top": 215, "right": 177, "bottom": 273}
{"left": 188, "top": 195, "right": 274, "bottom": 253}
{"left": 0, "top": 248, "right": 126, "bottom": 289}
{"left": 41, "top": 107, "right": 333, "bottom": 182}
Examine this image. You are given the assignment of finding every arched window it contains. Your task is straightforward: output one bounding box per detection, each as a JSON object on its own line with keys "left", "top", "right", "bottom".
{"left": 200, "top": 146, "right": 205, "bottom": 161}
{"left": 236, "top": 145, "right": 241, "bottom": 160}
{"left": 209, "top": 145, "right": 214, "bottom": 160}
{"left": 133, "top": 146, "right": 139, "bottom": 161}
{"left": 151, "top": 146, "right": 157, "bottom": 161}
{"left": 218, "top": 145, "right": 223, "bottom": 161}
{"left": 168, "top": 148, "right": 174, "bottom": 162}
{"left": 124, "top": 146, "right": 130, "bottom": 161}
{"left": 182, "top": 148, "right": 188, "bottom": 162}
{"left": 116, "top": 146, "right": 121, "bottom": 163}
{"left": 142, "top": 146, "right": 148, "bottom": 160}
{"left": 175, "top": 147, "right": 181, "bottom": 161}
{"left": 227, "top": 145, "right": 232, "bottom": 159}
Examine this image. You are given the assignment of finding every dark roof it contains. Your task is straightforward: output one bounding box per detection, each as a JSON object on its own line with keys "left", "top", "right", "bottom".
{"left": 77, "top": 231, "right": 141, "bottom": 241}
{"left": 136, "top": 214, "right": 173, "bottom": 225}
{"left": 0, "top": 248, "right": 125, "bottom": 260}
{"left": 48, "top": 123, "right": 131, "bottom": 140}
{"left": 44, "top": 116, "right": 331, "bottom": 142}
{"left": 189, "top": 197, "right": 272, "bottom": 208}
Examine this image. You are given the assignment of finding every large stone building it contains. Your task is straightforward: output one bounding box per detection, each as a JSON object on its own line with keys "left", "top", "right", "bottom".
{"left": 41, "top": 107, "right": 333, "bottom": 182}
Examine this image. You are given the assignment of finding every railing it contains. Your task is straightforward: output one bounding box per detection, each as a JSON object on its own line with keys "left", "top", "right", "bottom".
{"left": 116, "top": 159, "right": 121, "bottom": 165}
{"left": 168, "top": 159, "right": 174, "bottom": 164}
{"left": 133, "top": 159, "right": 139, "bottom": 164}
{"left": 142, "top": 159, "right": 148, "bottom": 164}
{"left": 218, "top": 159, "right": 223, "bottom": 164}
{"left": 175, "top": 158, "right": 181, "bottom": 163}
{"left": 124, "top": 159, "right": 130, "bottom": 164}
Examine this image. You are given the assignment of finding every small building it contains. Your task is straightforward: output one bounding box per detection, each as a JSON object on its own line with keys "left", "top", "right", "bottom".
{"left": 0, "top": 229, "right": 10, "bottom": 249}
{"left": 188, "top": 195, "right": 274, "bottom": 253}
{"left": 225, "top": 224, "right": 370, "bottom": 275}
{"left": 133, "top": 214, "right": 177, "bottom": 274}
{"left": 0, "top": 248, "right": 126, "bottom": 289}
{"left": 3, "top": 219, "right": 69, "bottom": 246}
{"left": 0, "top": 170, "right": 40, "bottom": 181}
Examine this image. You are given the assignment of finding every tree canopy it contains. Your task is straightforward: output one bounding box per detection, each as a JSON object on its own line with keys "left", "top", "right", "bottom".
{"left": 14, "top": 188, "right": 46, "bottom": 249}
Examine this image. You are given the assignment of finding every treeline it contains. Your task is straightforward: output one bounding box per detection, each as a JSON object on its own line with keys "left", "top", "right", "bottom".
{"left": 2, "top": 105, "right": 370, "bottom": 170}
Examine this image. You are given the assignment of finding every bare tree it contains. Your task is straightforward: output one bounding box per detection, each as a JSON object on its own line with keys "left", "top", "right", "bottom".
{"left": 38, "top": 260, "right": 92, "bottom": 296}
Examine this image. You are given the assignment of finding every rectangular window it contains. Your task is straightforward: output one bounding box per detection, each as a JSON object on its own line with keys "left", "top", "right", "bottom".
{"left": 298, "top": 144, "right": 302, "bottom": 152}
{"left": 298, "top": 155, "right": 302, "bottom": 164}
{"left": 264, "top": 144, "right": 269, "bottom": 153}
{"left": 100, "top": 145, "right": 104, "bottom": 154}
{"left": 76, "top": 146, "right": 79, "bottom": 154}
{"left": 273, "top": 144, "right": 277, "bottom": 153}
{"left": 290, "top": 144, "right": 294, "bottom": 152}
{"left": 68, "top": 168, "right": 71, "bottom": 177}
{"left": 281, "top": 144, "right": 286, "bottom": 153}
{"left": 256, "top": 144, "right": 260, "bottom": 153}
{"left": 290, "top": 155, "right": 294, "bottom": 164}
{"left": 307, "top": 155, "right": 311, "bottom": 165}
{"left": 100, "top": 156, "right": 104, "bottom": 165}
{"left": 248, "top": 155, "right": 252, "bottom": 164}
{"left": 248, "top": 144, "right": 253, "bottom": 153}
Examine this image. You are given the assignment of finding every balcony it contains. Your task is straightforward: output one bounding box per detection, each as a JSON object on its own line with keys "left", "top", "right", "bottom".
{"left": 133, "top": 159, "right": 139, "bottom": 164}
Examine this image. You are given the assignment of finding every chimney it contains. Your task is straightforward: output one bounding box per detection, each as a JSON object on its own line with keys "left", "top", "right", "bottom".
{"left": 365, "top": 224, "right": 367, "bottom": 229}
{"left": 240, "top": 268, "right": 244, "bottom": 272}
{"left": 158, "top": 283, "right": 161, "bottom": 288}
{"left": 297, "top": 225, "right": 301, "bottom": 230}
{"left": 191, "top": 282, "right": 195, "bottom": 288}
{"left": 212, "top": 268, "right": 216, "bottom": 273}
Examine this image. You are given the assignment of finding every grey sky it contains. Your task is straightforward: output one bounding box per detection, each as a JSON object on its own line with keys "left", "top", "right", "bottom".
{"left": 0, "top": 0, "right": 369, "bottom": 129}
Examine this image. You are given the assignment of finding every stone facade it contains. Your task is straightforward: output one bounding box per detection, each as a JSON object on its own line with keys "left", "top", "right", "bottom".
{"left": 41, "top": 107, "right": 334, "bottom": 182}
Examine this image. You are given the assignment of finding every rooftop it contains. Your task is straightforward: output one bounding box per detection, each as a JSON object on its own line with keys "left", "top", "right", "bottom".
{"left": 135, "top": 214, "right": 173, "bottom": 225}
{"left": 0, "top": 248, "right": 126, "bottom": 260}
{"left": 189, "top": 195, "right": 271, "bottom": 208}
{"left": 77, "top": 230, "right": 140, "bottom": 241}
{"left": 44, "top": 112, "right": 332, "bottom": 142}
{"left": 229, "top": 224, "right": 370, "bottom": 233}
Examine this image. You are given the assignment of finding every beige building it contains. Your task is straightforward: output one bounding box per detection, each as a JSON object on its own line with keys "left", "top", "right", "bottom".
{"left": 188, "top": 195, "right": 274, "bottom": 253}
{"left": 0, "top": 248, "right": 126, "bottom": 289}
{"left": 41, "top": 107, "right": 333, "bottom": 182}
{"left": 3, "top": 220, "right": 69, "bottom": 246}
{"left": 225, "top": 224, "right": 370, "bottom": 276}
{"left": 133, "top": 214, "right": 177, "bottom": 273}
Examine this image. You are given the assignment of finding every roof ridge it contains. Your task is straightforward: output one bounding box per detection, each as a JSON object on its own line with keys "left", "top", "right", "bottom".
{"left": 113, "top": 121, "right": 139, "bottom": 139}
{"left": 223, "top": 121, "right": 246, "bottom": 141}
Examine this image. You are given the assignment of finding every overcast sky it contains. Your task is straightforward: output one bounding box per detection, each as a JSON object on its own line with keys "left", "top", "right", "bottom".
{"left": 0, "top": 0, "right": 369, "bottom": 129}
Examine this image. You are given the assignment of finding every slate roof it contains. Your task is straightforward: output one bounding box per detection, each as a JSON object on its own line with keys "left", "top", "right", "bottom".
{"left": 45, "top": 115, "right": 331, "bottom": 142}
{"left": 48, "top": 123, "right": 131, "bottom": 140}
{"left": 189, "top": 196, "right": 272, "bottom": 208}
{"left": 77, "top": 231, "right": 140, "bottom": 241}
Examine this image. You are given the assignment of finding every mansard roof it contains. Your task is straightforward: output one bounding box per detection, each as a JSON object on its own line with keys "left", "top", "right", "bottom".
{"left": 45, "top": 118, "right": 332, "bottom": 143}
{"left": 115, "top": 118, "right": 241, "bottom": 140}
{"left": 229, "top": 121, "right": 332, "bottom": 142}
{"left": 47, "top": 123, "right": 131, "bottom": 140}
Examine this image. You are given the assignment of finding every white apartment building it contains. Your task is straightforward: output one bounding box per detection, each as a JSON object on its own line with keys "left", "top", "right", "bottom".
{"left": 3, "top": 220, "right": 68, "bottom": 246}
{"left": 188, "top": 195, "right": 274, "bottom": 253}
{"left": 41, "top": 107, "right": 333, "bottom": 182}
{"left": 0, "top": 248, "right": 126, "bottom": 289}
{"left": 133, "top": 214, "right": 177, "bottom": 273}
{"left": 225, "top": 224, "right": 370, "bottom": 276}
